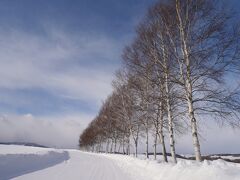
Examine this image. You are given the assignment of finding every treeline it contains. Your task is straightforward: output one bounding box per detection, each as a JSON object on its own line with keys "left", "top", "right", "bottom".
{"left": 79, "top": 0, "right": 240, "bottom": 162}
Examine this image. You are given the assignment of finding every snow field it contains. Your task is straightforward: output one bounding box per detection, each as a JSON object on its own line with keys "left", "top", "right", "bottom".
{"left": 1, "top": 145, "right": 240, "bottom": 180}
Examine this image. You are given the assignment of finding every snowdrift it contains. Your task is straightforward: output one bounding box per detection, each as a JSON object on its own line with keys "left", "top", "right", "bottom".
{"left": 103, "top": 154, "right": 240, "bottom": 180}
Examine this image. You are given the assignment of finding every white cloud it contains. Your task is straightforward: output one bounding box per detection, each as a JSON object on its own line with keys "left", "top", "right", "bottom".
{"left": 0, "top": 27, "right": 121, "bottom": 104}
{"left": 0, "top": 27, "right": 123, "bottom": 148}
{"left": 0, "top": 113, "right": 94, "bottom": 149}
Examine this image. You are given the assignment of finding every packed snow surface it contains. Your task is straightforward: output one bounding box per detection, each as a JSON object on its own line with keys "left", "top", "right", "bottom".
{"left": 1, "top": 145, "right": 240, "bottom": 180}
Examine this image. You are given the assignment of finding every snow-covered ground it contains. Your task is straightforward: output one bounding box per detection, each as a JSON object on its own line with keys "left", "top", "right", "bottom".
{"left": 0, "top": 145, "right": 69, "bottom": 179}
{"left": 105, "top": 154, "right": 240, "bottom": 180}
{"left": 1, "top": 145, "right": 240, "bottom": 180}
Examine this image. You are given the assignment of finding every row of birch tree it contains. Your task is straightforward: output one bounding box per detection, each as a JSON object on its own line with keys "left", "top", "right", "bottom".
{"left": 79, "top": 0, "right": 240, "bottom": 162}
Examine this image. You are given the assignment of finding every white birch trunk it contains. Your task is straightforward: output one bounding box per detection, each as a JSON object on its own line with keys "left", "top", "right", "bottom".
{"left": 146, "top": 126, "right": 149, "bottom": 159}
{"left": 154, "top": 130, "right": 157, "bottom": 160}
{"left": 127, "top": 135, "right": 130, "bottom": 155}
{"left": 114, "top": 138, "right": 117, "bottom": 153}
{"left": 176, "top": 0, "right": 202, "bottom": 162}
{"left": 106, "top": 139, "right": 110, "bottom": 153}
{"left": 165, "top": 74, "right": 177, "bottom": 163}
{"left": 159, "top": 101, "right": 168, "bottom": 162}
{"left": 135, "top": 140, "right": 138, "bottom": 157}
{"left": 161, "top": 34, "right": 177, "bottom": 163}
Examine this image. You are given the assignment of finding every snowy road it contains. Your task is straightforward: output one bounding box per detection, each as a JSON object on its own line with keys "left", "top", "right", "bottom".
{"left": 13, "top": 150, "right": 137, "bottom": 180}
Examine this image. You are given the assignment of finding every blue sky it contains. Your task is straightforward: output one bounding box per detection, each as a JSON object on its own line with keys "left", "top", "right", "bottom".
{"left": 0, "top": 0, "right": 240, "bottom": 151}
{"left": 0, "top": 0, "right": 157, "bottom": 116}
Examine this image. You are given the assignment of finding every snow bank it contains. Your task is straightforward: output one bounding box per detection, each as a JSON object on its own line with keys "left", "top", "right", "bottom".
{"left": 103, "top": 154, "right": 240, "bottom": 180}
{"left": 0, "top": 146, "right": 69, "bottom": 180}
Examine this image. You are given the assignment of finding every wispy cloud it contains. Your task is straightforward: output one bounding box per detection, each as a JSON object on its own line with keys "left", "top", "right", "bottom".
{"left": 0, "top": 28, "right": 120, "bottom": 103}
